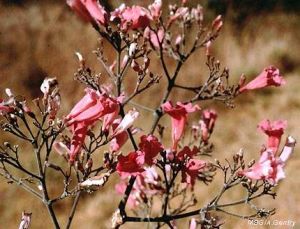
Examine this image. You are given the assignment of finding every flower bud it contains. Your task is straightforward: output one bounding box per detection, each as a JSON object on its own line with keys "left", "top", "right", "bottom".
{"left": 129, "top": 43, "right": 137, "bottom": 57}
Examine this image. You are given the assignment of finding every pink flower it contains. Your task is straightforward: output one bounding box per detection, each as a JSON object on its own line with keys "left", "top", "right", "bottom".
{"left": 162, "top": 101, "right": 200, "bottom": 150}
{"left": 258, "top": 119, "right": 287, "bottom": 154}
{"left": 111, "top": 109, "right": 139, "bottom": 137}
{"left": 241, "top": 136, "right": 296, "bottom": 185}
{"left": 68, "top": 122, "right": 88, "bottom": 163}
{"left": 189, "top": 218, "right": 197, "bottom": 229}
{"left": 239, "top": 66, "right": 286, "bottom": 93}
{"left": 168, "top": 7, "right": 189, "bottom": 25}
{"left": 182, "top": 159, "right": 206, "bottom": 186}
{"left": 211, "top": 15, "right": 223, "bottom": 33}
{"left": 0, "top": 89, "right": 15, "bottom": 115}
{"left": 53, "top": 122, "right": 88, "bottom": 163}
{"left": 109, "top": 119, "right": 129, "bottom": 152}
{"left": 115, "top": 181, "right": 140, "bottom": 208}
{"left": 115, "top": 167, "right": 162, "bottom": 208}
{"left": 279, "top": 136, "right": 296, "bottom": 162}
{"left": 66, "top": 89, "right": 119, "bottom": 126}
{"left": 137, "top": 135, "right": 163, "bottom": 166}
{"left": 177, "top": 146, "right": 199, "bottom": 161}
{"left": 116, "top": 152, "right": 144, "bottom": 178}
{"left": 65, "top": 89, "right": 119, "bottom": 162}
{"left": 40, "top": 78, "right": 60, "bottom": 119}
{"left": 199, "top": 109, "right": 217, "bottom": 143}
{"left": 176, "top": 146, "right": 206, "bottom": 186}
{"left": 101, "top": 94, "right": 123, "bottom": 133}
{"left": 112, "top": 5, "right": 152, "bottom": 31}
{"left": 148, "top": 0, "right": 162, "bottom": 20}
{"left": 144, "top": 27, "right": 165, "bottom": 49}
{"left": 0, "top": 103, "right": 13, "bottom": 115}
{"left": 67, "top": 0, "right": 108, "bottom": 26}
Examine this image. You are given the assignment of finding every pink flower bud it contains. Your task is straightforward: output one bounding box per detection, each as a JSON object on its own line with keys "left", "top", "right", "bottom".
{"left": 175, "top": 35, "right": 182, "bottom": 46}
{"left": 212, "top": 15, "right": 223, "bottom": 32}
{"left": 121, "top": 55, "right": 129, "bottom": 68}
{"left": 205, "top": 40, "right": 212, "bottom": 56}
{"left": 18, "top": 212, "right": 31, "bottom": 229}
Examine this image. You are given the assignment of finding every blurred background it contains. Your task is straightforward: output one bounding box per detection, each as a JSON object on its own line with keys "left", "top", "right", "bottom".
{"left": 0, "top": 0, "right": 299, "bottom": 228}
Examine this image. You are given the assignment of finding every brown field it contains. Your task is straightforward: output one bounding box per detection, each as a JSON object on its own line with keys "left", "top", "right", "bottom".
{"left": 0, "top": 1, "right": 299, "bottom": 228}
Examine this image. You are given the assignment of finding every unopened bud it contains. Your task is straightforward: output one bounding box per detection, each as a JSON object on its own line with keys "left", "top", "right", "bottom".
{"left": 121, "top": 55, "right": 129, "bottom": 68}
{"left": 85, "top": 158, "right": 93, "bottom": 170}
{"left": 237, "top": 149, "right": 243, "bottom": 157}
{"left": 111, "top": 209, "right": 123, "bottom": 228}
{"left": 4, "top": 142, "right": 11, "bottom": 148}
{"left": 212, "top": 15, "right": 223, "bottom": 32}
{"left": 166, "top": 150, "right": 174, "bottom": 161}
{"left": 248, "top": 159, "right": 255, "bottom": 168}
{"left": 75, "top": 52, "right": 85, "bottom": 68}
{"left": 5, "top": 88, "right": 13, "bottom": 98}
{"left": 175, "top": 35, "right": 182, "bottom": 47}
{"left": 205, "top": 40, "right": 212, "bottom": 56}
{"left": 129, "top": 43, "right": 137, "bottom": 57}
{"left": 18, "top": 211, "right": 32, "bottom": 229}
{"left": 109, "top": 60, "right": 117, "bottom": 72}
{"left": 238, "top": 74, "right": 246, "bottom": 87}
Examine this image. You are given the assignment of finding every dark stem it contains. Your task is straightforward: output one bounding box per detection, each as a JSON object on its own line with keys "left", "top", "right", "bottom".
{"left": 66, "top": 191, "right": 81, "bottom": 229}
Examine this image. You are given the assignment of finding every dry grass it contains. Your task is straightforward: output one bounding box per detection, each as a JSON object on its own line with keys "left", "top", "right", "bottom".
{"left": 0, "top": 1, "right": 299, "bottom": 228}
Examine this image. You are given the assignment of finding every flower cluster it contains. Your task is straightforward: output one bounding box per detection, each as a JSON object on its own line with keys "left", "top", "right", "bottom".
{"left": 240, "top": 120, "right": 295, "bottom": 185}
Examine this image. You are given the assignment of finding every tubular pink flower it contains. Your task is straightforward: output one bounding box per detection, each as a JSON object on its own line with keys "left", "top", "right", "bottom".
{"left": 67, "top": 0, "right": 108, "bottom": 26}
{"left": 239, "top": 66, "right": 286, "bottom": 93}
{"left": 111, "top": 109, "right": 139, "bottom": 137}
{"left": 67, "top": 0, "right": 93, "bottom": 22}
{"left": 242, "top": 151, "right": 284, "bottom": 185}
{"left": 112, "top": 5, "right": 152, "bottom": 31}
{"left": 181, "top": 159, "right": 206, "bottom": 186}
{"left": 144, "top": 27, "right": 165, "bottom": 49}
{"left": 280, "top": 136, "right": 296, "bottom": 162}
{"left": 162, "top": 101, "right": 200, "bottom": 150}
{"left": 200, "top": 109, "right": 217, "bottom": 143}
{"left": 137, "top": 135, "right": 163, "bottom": 166}
{"left": 258, "top": 119, "right": 287, "bottom": 154}
{"left": 0, "top": 89, "right": 15, "bottom": 115}
{"left": 68, "top": 122, "right": 88, "bottom": 163}
{"left": 148, "top": 0, "right": 162, "bottom": 20}
{"left": 101, "top": 94, "right": 123, "bottom": 133}
{"left": 116, "top": 152, "right": 144, "bottom": 178}
{"left": 66, "top": 88, "right": 119, "bottom": 127}
{"left": 189, "top": 218, "right": 197, "bottom": 229}
{"left": 211, "top": 15, "right": 223, "bottom": 32}
{"left": 168, "top": 7, "right": 189, "bottom": 25}
{"left": 177, "top": 146, "right": 199, "bottom": 162}
{"left": 65, "top": 89, "right": 119, "bottom": 162}
{"left": 241, "top": 136, "right": 296, "bottom": 185}
{"left": 115, "top": 167, "right": 162, "bottom": 209}
{"left": 109, "top": 119, "right": 129, "bottom": 152}
{"left": 115, "top": 181, "right": 140, "bottom": 208}
{"left": 0, "top": 104, "right": 13, "bottom": 115}
{"left": 176, "top": 146, "right": 205, "bottom": 187}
